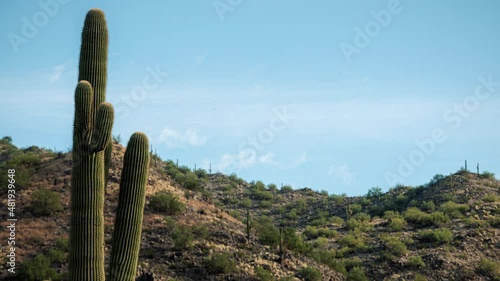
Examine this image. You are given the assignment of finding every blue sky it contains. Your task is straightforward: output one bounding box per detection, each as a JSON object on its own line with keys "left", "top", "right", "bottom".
{"left": 1, "top": 0, "right": 500, "bottom": 196}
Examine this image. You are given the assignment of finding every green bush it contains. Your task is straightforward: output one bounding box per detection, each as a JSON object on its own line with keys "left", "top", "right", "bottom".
{"left": 350, "top": 204, "right": 362, "bottom": 214}
{"left": 171, "top": 225, "right": 194, "bottom": 250}
{"left": 241, "top": 198, "right": 252, "bottom": 208}
{"left": 31, "top": 188, "right": 63, "bottom": 217}
{"left": 404, "top": 207, "right": 432, "bottom": 226}
{"left": 18, "top": 254, "right": 61, "bottom": 281}
{"left": 383, "top": 237, "right": 408, "bottom": 257}
{"left": 489, "top": 216, "right": 500, "bottom": 228}
{"left": 204, "top": 253, "right": 237, "bottom": 274}
{"left": 149, "top": 191, "right": 185, "bottom": 215}
{"left": 479, "top": 171, "right": 496, "bottom": 180}
{"left": 329, "top": 216, "right": 344, "bottom": 225}
{"left": 483, "top": 194, "right": 500, "bottom": 203}
{"left": 346, "top": 218, "right": 373, "bottom": 232}
{"left": 387, "top": 217, "right": 407, "bottom": 231}
{"left": 339, "top": 233, "right": 365, "bottom": 250}
{"left": 347, "top": 267, "right": 368, "bottom": 281}
{"left": 407, "top": 256, "right": 425, "bottom": 269}
{"left": 255, "top": 217, "right": 280, "bottom": 248}
{"left": 420, "top": 201, "right": 436, "bottom": 212}
{"left": 298, "top": 266, "right": 322, "bottom": 281}
{"left": 430, "top": 211, "right": 450, "bottom": 226}
{"left": 476, "top": 258, "right": 500, "bottom": 280}
{"left": 439, "top": 201, "right": 469, "bottom": 218}
{"left": 416, "top": 228, "right": 453, "bottom": 245}
{"left": 255, "top": 266, "right": 274, "bottom": 281}
{"left": 414, "top": 273, "right": 428, "bottom": 281}
{"left": 259, "top": 200, "right": 273, "bottom": 208}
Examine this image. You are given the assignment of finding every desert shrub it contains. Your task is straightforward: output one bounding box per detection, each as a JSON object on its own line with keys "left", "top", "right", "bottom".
{"left": 298, "top": 266, "right": 322, "bottom": 281}
{"left": 204, "top": 253, "right": 236, "bottom": 274}
{"left": 488, "top": 216, "right": 500, "bottom": 228}
{"left": 387, "top": 217, "right": 407, "bottom": 231}
{"left": 280, "top": 185, "right": 293, "bottom": 193}
{"left": 259, "top": 200, "right": 273, "bottom": 208}
{"left": 350, "top": 204, "right": 362, "bottom": 214}
{"left": 192, "top": 224, "right": 211, "bottom": 240}
{"left": 279, "top": 277, "right": 294, "bottom": 281}
{"left": 483, "top": 194, "right": 500, "bottom": 203}
{"left": 255, "top": 266, "right": 274, "bottom": 281}
{"left": 407, "top": 256, "right": 425, "bottom": 269}
{"left": 171, "top": 225, "right": 193, "bottom": 250}
{"left": 404, "top": 207, "right": 430, "bottom": 226}
{"left": 346, "top": 218, "right": 373, "bottom": 232}
{"left": 339, "top": 233, "right": 365, "bottom": 250}
{"left": 383, "top": 236, "right": 408, "bottom": 257}
{"left": 439, "top": 201, "right": 469, "bottom": 218}
{"left": 255, "top": 216, "right": 280, "bottom": 248}
{"left": 31, "top": 188, "right": 63, "bottom": 217}
{"left": 18, "top": 254, "right": 61, "bottom": 281}
{"left": 479, "top": 171, "right": 496, "bottom": 180}
{"left": 241, "top": 198, "right": 252, "bottom": 208}
{"left": 311, "top": 237, "right": 329, "bottom": 249}
{"left": 347, "top": 267, "right": 368, "bottom": 281}
{"left": 416, "top": 228, "right": 453, "bottom": 245}
{"left": 420, "top": 201, "right": 435, "bottom": 212}
{"left": 229, "top": 210, "right": 241, "bottom": 220}
{"left": 309, "top": 249, "right": 346, "bottom": 274}
{"left": 330, "top": 193, "right": 346, "bottom": 205}
{"left": 252, "top": 189, "right": 273, "bottom": 201}
{"left": 352, "top": 212, "right": 370, "bottom": 221}
{"left": 183, "top": 171, "right": 201, "bottom": 191}
{"left": 194, "top": 168, "right": 208, "bottom": 179}
{"left": 149, "top": 191, "right": 185, "bottom": 215}
{"left": 383, "top": 210, "right": 401, "bottom": 220}
{"left": 329, "top": 216, "right": 344, "bottom": 225}
{"left": 463, "top": 217, "right": 486, "bottom": 228}
{"left": 286, "top": 209, "right": 299, "bottom": 220}
{"left": 283, "top": 228, "right": 309, "bottom": 254}
{"left": 476, "top": 258, "right": 500, "bottom": 280}
{"left": 430, "top": 211, "right": 450, "bottom": 226}
{"left": 414, "top": 274, "right": 428, "bottom": 281}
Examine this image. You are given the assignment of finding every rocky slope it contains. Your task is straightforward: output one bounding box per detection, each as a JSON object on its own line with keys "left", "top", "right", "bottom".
{"left": 0, "top": 138, "right": 499, "bottom": 280}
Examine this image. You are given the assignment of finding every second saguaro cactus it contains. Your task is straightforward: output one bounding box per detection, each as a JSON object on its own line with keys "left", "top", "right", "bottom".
{"left": 69, "top": 9, "right": 150, "bottom": 281}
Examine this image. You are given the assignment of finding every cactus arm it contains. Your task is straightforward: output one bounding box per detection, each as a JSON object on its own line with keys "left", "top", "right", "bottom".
{"left": 109, "top": 132, "right": 150, "bottom": 281}
{"left": 91, "top": 102, "right": 114, "bottom": 152}
{"left": 73, "top": 81, "right": 93, "bottom": 147}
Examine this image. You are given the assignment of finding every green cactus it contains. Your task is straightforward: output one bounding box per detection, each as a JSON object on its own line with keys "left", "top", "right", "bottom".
{"left": 78, "top": 8, "right": 112, "bottom": 187}
{"left": 109, "top": 133, "right": 149, "bottom": 280}
{"left": 69, "top": 9, "right": 150, "bottom": 281}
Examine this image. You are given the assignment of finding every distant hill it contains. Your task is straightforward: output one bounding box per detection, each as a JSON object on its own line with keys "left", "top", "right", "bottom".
{"left": 0, "top": 136, "right": 499, "bottom": 281}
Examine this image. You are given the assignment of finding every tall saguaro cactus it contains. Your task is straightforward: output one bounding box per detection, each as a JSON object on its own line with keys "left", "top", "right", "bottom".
{"left": 69, "top": 9, "right": 150, "bottom": 281}
{"left": 78, "top": 8, "right": 113, "bottom": 187}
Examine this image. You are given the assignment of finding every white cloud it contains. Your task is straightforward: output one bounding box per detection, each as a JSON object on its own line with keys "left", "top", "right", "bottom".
{"left": 214, "top": 151, "right": 307, "bottom": 173}
{"left": 49, "top": 59, "right": 74, "bottom": 82}
{"left": 328, "top": 164, "right": 355, "bottom": 185}
{"left": 158, "top": 128, "right": 207, "bottom": 147}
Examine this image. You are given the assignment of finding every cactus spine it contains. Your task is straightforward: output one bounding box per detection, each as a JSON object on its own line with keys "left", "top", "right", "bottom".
{"left": 69, "top": 9, "right": 150, "bottom": 281}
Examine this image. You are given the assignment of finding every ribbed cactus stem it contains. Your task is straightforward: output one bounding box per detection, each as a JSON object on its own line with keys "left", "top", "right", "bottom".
{"left": 70, "top": 81, "right": 113, "bottom": 281}
{"left": 109, "top": 133, "right": 150, "bottom": 281}
{"left": 78, "top": 8, "right": 112, "bottom": 187}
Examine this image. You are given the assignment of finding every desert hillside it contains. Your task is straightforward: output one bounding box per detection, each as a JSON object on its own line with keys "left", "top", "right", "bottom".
{"left": 0, "top": 136, "right": 499, "bottom": 281}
